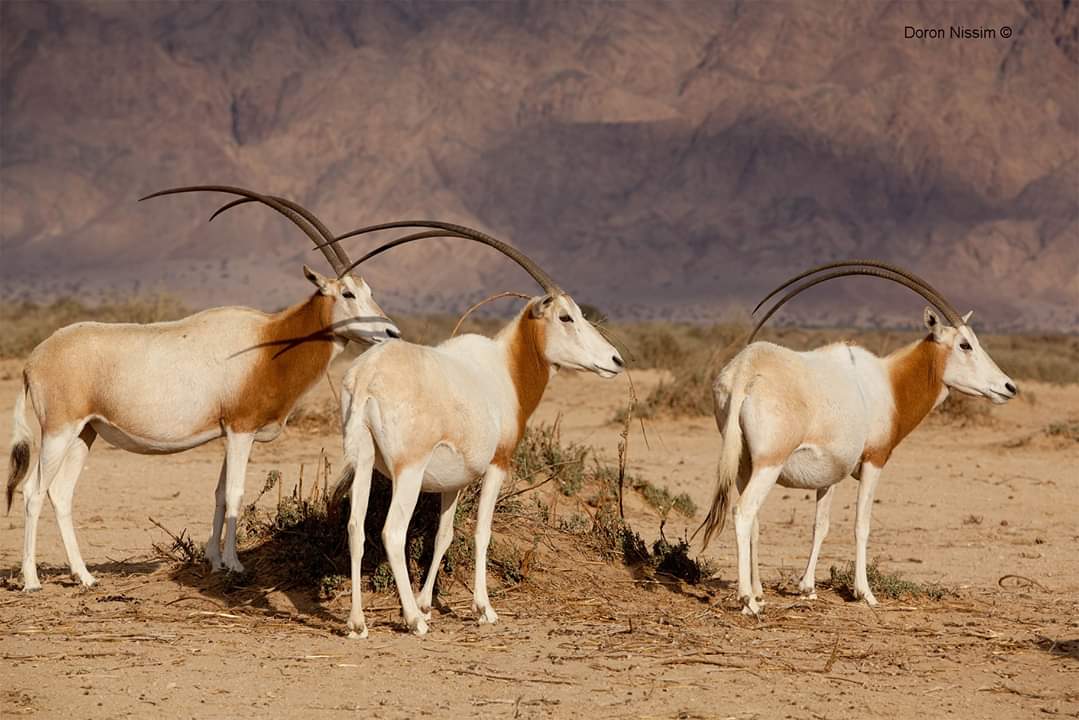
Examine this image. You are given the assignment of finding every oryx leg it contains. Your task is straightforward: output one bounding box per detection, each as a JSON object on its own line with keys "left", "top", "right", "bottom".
{"left": 735, "top": 472, "right": 763, "bottom": 602}
{"left": 21, "top": 426, "right": 81, "bottom": 591}
{"left": 750, "top": 516, "right": 763, "bottom": 600}
{"left": 345, "top": 428, "right": 375, "bottom": 639}
{"left": 853, "top": 463, "right": 882, "bottom": 606}
{"left": 220, "top": 431, "right": 254, "bottom": 573}
{"left": 205, "top": 458, "right": 227, "bottom": 571}
{"left": 415, "top": 489, "right": 461, "bottom": 622}
{"left": 734, "top": 464, "right": 782, "bottom": 616}
{"left": 472, "top": 463, "right": 507, "bottom": 625}
{"left": 47, "top": 425, "right": 97, "bottom": 587}
{"left": 382, "top": 460, "right": 428, "bottom": 635}
{"left": 798, "top": 484, "right": 836, "bottom": 599}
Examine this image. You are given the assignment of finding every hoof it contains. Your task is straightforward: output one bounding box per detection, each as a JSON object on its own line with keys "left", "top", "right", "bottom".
{"left": 740, "top": 596, "right": 762, "bottom": 617}
{"left": 22, "top": 584, "right": 42, "bottom": 594}
{"left": 347, "top": 613, "right": 368, "bottom": 639}
{"left": 473, "top": 603, "right": 499, "bottom": 625}
{"left": 223, "top": 559, "right": 245, "bottom": 574}
{"left": 76, "top": 573, "right": 97, "bottom": 588}
{"left": 409, "top": 617, "right": 429, "bottom": 636}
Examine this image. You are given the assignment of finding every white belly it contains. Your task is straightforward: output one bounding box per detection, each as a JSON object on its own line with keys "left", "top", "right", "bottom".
{"left": 420, "top": 443, "right": 482, "bottom": 493}
{"left": 778, "top": 443, "right": 857, "bottom": 490}
{"left": 90, "top": 418, "right": 223, "bottom": 455}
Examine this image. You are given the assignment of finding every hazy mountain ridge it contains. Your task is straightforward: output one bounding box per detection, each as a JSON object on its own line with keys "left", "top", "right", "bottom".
{"left": 1, "top": 1, "right": 1076, "bottom": 331}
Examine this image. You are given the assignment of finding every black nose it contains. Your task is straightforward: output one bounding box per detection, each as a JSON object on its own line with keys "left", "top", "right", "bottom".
{"left": 1005, "top": 381, "right": 1017, "bottom": 395}
{"left": 386, "top": 328, "right": 401, "bottom": 339}
{"left": 612, "top": 355, "right": 624, "bottom": 368}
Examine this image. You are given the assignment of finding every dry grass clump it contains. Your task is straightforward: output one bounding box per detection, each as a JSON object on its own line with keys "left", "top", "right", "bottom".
{"left": 156, "top": 421, "right": 715, "bottom": 604}
{"left": 1044, "top": 421, "right": 1079, "bottom": 442}
{"left": 823, "top": 560, "right": 951, "bottom": 601}
{"left": 931, "top": 393, "right": 993, "bottom": 427}
{"left": 0, "top": 295, "right": 190, "bottom": 358}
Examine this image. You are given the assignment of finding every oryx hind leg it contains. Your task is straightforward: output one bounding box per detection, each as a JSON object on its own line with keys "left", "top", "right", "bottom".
{"left": 734, "top": 464, "right": 782, "bottom": 616}
{"left": 22, "top": 425, "right": 81, "bottom": 591}
{"left": 382, "top": 459, "right": 430, "bottom": 636}
{"left": 47, "top": 425, "right": 97, "bottom": 587}
{"left": 206, "top": 458, "right": 227, "bottom": 571}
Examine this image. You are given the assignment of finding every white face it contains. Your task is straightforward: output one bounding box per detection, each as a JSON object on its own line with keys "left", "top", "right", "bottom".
{"left": 925, "top": 308, "right": 1017, "bottom": 405}
{"left": 304, "top": 265, "right": 400, "bottom": 344}
{"left": 535, "top": 294, "right": 624, "bottom": 378}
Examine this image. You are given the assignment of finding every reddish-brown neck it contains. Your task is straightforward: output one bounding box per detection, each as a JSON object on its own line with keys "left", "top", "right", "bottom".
{"left": 493, "top": 307, "right": 551, "bottom": 466}
{"left": 866, "top": 336, "right": 948, "bottom": 465}
{"left": 227, "top": 293, "right": 336, "bottom": 432}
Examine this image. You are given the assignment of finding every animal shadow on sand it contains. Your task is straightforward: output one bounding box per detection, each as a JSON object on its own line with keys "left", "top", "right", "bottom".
{"left": 163, "top": 471, "right": 450, "bottom": 635}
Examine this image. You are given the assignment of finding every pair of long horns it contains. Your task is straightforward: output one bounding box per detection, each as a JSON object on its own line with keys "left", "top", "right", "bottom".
{"left": 140, "top": 186, "right": 559, "bottom": 296}
{"left": 749, "top": 260, "right": 964, "bottom": 341}
{"left": 139, "top": 185, "right": 353, "bottom": 275}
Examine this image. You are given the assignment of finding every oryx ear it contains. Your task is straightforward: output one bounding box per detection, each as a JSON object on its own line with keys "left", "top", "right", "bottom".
{"left": 530, "top": 295, "right": 554, "bottom": 318}
{"left": 923, "top": 306, "right": 945, "bottom": 340}
{"left": 303, "top": 264, "right": 331, "bottom": 294}
{"left": 961, "top": 310, "right": 973, "bottom": 324}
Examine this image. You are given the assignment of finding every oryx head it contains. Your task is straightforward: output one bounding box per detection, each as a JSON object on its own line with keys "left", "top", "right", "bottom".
{"left": 140, "top": 184, "right": 401, "bottom": 345}
{"left": 302, "top": 265, "right": 400, "bottom": 345}
{"left": 923, "top": 308, "right": 1016, "bottom": 404}
{"left": 327, "top": 220, "right": 623, "bottom": 377}
{"left": 527, "top": 293, "right": 623, "bottom": 378}
{"left": 750, "top": 259, "right": 1017, "bottom": 404}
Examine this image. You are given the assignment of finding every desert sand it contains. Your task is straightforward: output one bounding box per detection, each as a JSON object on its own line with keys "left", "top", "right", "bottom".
{"left": 1, "top": 358, "right": 1077, "bottom": 718}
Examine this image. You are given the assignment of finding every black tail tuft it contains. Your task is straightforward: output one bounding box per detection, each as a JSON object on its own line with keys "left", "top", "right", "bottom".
{"left": 328, "top": 464, "right": 355, "bottom": 521}
{"left": 7, "top": 441, "right": 30, "bottom": 514}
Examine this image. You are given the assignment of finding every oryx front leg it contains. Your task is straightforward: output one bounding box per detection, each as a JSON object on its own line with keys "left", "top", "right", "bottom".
{"left": 853, "top": 463, "right": 882, "bottom": 606}
{"left": 383, "top": 462, "right": 428, "bottom": 636}
{"left": 472, "top": 464, "right": 507, "bottom": 625}
{"left": 798, "top": 484, "right": 835, "bottom": 599}
{"left": 734, "top": 464, "right": 781, "bottom": 616}
{"left": 206, "top": 458, "right": 227, "bottom": 571}
{"left": 47, "top": 426, "right": 98, "bottom": 587}
{"left": 220, "top": 431, "right": 254, "bottom": 574}
{"left": 415, "top": 490, "right": 461, "bottom": 622}
{"left": 21, "top": 428, "right": 78, "bottom": 591}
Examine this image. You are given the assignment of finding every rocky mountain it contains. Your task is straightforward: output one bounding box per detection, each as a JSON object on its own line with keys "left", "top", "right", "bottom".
{"left": 2, "top": 0, "right": 1077, "bottom": 331}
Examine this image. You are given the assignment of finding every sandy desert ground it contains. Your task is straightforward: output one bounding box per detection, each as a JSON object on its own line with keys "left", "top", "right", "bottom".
{"left": 1, "top": 356, "right": 1077, "bottom": 719}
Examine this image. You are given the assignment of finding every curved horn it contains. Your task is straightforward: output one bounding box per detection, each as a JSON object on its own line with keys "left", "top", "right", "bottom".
{"left": 748, "top": 267, "right": 964, "bottom": 342}
{"left": 208, "top": 197, "right": 253, "bottom": 223}
{"left": 333, "top": 221, "right": 560, "bottom": 294}
{"left": 139, "top": 185, "right": 347, "bottom": 273}
{"left": 207, "top": 194, "right": 354, "bottom": 271}
{"left": 753, "top": 260, "right": 956, "bottom": 317}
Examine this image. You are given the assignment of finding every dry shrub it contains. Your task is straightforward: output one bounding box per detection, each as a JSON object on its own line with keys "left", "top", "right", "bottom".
{"left": 159, "top": 423, "right": 714, "bottom": 604}
{"left": 931, "top": 393, "right": 993, "bottom": 427}
{"left": 823, "top": 560, "right": 951, "bottom": 601}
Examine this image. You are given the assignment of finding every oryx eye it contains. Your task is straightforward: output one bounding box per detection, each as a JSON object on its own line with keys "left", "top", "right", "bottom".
{"left": 959, "top": 341, "right": 972, "bottom": 351}
{"left": 342, "top": 290, "right": 356, "bottom": 300}
{"left": 559, "top": 314, "right": 573, "bottom": 323}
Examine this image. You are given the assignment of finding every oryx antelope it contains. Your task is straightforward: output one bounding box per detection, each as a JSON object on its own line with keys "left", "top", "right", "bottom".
{"left": 698, "top": 261, "right": 1017, "bottom": 615}
{"left": 6, "top": 185, "right": 400, "bottom": 590}
{"left": 327, "top": 221, "right": 624, "bottom": 637}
